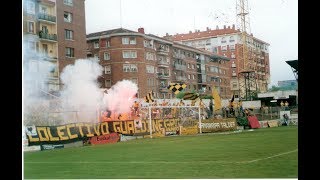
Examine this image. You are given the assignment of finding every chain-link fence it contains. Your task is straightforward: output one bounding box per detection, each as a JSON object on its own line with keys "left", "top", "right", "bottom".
{"left": 23, "top": 99, "right": 99, "bottom": 126}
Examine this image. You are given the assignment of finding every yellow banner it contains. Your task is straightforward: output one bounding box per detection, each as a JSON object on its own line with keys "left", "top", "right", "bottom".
{"left": 212, "top": 87, "right": 221, "bottom": 111}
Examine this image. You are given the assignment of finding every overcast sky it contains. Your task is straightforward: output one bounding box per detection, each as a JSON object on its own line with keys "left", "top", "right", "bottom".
{"left": 85, "top": 0, "right": 298, "bottom": 87}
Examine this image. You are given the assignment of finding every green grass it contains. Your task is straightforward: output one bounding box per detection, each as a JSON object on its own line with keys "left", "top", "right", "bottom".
{"left": 24, "top": 126, "right": 297, "bottom": 179}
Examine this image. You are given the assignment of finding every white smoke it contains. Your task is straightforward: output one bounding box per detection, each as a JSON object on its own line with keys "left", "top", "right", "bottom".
{"left": 103, "top": 80, "right": 138, "bottom": 114}
{"left": 59, "top": 59, "right": 103, "bottom": 122}
{"left": 23, "top": 41, "right": 58, "bottom": 126}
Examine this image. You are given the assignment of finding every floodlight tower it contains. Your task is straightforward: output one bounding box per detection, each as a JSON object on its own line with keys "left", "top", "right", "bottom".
{"left": 236, "top": 0, "right": 257, "bottom": 101}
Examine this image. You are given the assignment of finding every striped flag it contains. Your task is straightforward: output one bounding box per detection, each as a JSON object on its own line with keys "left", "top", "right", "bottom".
{"left": 212, "top": 87, "right": 222, "bottom": 111}
{"left": 144, "top": 90, "right": 154, "bottom": 103}
{"left": 167, "top": 83, "right": 187, "bottom": 94}
{"left": 183, "top": 92, "right": 199, "bottom": 100}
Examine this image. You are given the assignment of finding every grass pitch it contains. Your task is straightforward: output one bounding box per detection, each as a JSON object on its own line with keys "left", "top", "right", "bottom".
{"left": 24, "top": 126, "right": 297, "bottom": 179}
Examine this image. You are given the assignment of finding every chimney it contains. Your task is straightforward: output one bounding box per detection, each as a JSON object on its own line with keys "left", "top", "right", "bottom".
{"left": 165, "top": 33, "right": 169, "bottom": 36}
{"left": 216, "top": 25, "right": 219, "bottom": 30}
{"left": 189, "top": 31, "right": 192, "bottom": 34}
{"left": 251, "top": 33, "right": 253, "bottom": 36}
{"left": 223, "top": 25, "right": 226, "bottom": 29}
{"left": 206, "top": 27, "right": 210, "bottom": 31}
{"left": 138, "top": 27, "right": 145, "bottom": 34}
{"left": 228, "top": 26, "right": 230, "bottom": 29}
{"left": 232, "top": 24, "right": 235, "bottom": 30}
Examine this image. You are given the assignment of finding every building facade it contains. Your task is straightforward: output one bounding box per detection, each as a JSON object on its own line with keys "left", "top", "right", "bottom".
{"left": 165, "top": 25, "right": 270, "bottom": 98}
{"left": 86, "top": 28, "right": 231, "bottom": 99}
{"left": 23, "top": 0, "right": 86, "bottom": 92}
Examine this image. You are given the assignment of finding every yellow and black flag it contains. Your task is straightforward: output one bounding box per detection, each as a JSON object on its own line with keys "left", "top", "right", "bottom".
{"left": 144, "top": 91, "right": 154, "bottom": 103}
{"left": 183, "top": 92, "right": 199, "bottom": 100}
{"left": 167, "top": 83, "right": 187, "bottom": 94}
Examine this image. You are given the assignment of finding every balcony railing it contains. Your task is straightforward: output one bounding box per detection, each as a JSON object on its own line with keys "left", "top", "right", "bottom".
{"left": 38, "top": 13, "right": 56, "bottom": 23}
{"left": 159, "top": 86, "right": 168, "bottom": 91}
{"left": 174, "top": 64, "right": 187, "bottom": 71}
{"left": 39, "top": 31, "right": 57, "bottom": 42}
{"left": 158, "top": 60, "right": 170, "bottom": 66}
{"left": 157, "top": 73, "right": 170, "bottom": 79}
{"left": 176, "top": 76, "right": 187, "bottom": 81}
{"left": 173, "top": 53, "right": 186, "bottom": 59}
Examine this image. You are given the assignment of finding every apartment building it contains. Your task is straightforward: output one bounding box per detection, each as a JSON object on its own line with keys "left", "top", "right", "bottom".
{"left": 165, "top": 25, "right": 270, "bottom": 97}
{"left": 86, "top": 28, "right": 230, "bottom": 99}
{"left": 23, "top": 0, "right": 86, "bottom": 92}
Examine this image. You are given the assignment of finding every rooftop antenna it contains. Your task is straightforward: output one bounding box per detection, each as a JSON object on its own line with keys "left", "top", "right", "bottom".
{"left": 120, "top": 0, "right": 123, "bottom": 28}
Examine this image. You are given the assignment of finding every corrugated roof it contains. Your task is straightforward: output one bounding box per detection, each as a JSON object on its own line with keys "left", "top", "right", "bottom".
{"left": 171, "top": 28, "right": 240, "bottom": 41}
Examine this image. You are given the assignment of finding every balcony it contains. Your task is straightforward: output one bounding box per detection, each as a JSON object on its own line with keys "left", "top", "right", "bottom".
{"left": 38, "top": 13, "right": 56, "bottom": 23}
{"left": 38, "top": 0, "right": 56, "bottom": 6}
{"left": 43, "top": 56, "right": 58, "bottom": 62}
{"left": 158, "top": 60, "right": 170, "bottom": 67}
{"left": 157, "top": 73, "right": 170, "bottom": 79}
{"left": 39, "top": 31, "right": 57, "bottom": 42}
{"left": 157, "top": 48, "right": 169, "bottom": 56}
{"left": 232, "top": 73, "right": 237, "bottom": 77}
{"left": 174, "top": 64, "right": 186, "bottom": 71}
{"left": 173, "top": 53, "right": 186, "bottom": 59}
{"left": 159, "top": 86, "right": 168, "bottom": 92}
{"left": 175, "top": 76, "right": 187, "bottom": 81}
{"left": 231, "top": 64, "right": 236, "bottom": 68}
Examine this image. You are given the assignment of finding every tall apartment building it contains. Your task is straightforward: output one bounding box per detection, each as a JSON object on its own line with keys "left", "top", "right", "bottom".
{"left": 86, "top": 28, "right": 231, "bottom": 99}
{"left": 164, "top": 25, "right": 270, "bottom": 98}
{"left": 23, "top": 0, "right": 86, "bottom": 92}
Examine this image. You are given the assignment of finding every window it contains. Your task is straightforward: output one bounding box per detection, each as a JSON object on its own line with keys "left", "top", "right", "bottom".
{"left": 130, "top": 78, "right": 138, "bottom": 85}
{"left": 146, "top": 52, "right": 155, "bottom": 60}
{"left": 122, "top": 37, "right": 129, "bottom": 44}
{"left": 129, "top": 37, "right": 136, "bottom": 44}
{"left": 106, "top": 41, "right": 110, "bottom": 47}
{"left": 104, "top": 52, "right": 110, "bottom": 60}
{"left": 188, "top": 74, "right": 191, "bottom": 79}
{"left": 64, "top": 12, "right": 72, "bottom": 23}
{"left": 105, "top": 80, "right": 111, "bottom": 88}
{"left": 221, "top": 37, "right": 226, "bottom": 43}
{"left": 192, "top": 74, "right": 195, "bottom": 79}
{"left": 26, "top": 41, "right": 36, "bottom": 51}
{"left": 27, "top": 21, "right": 34, "bottom": 33}
{"left": 221, "top": 46, "right": 227, "bottom": 51}
{"left": 122, "top": 37, "right": 136, "bottom": 45}
{"left": 26, "top": 1, "right": 35, "bottom": 14}
{"left": 158, "top": 44, "right": 169, "bottom": 52}
{"left": 65, "top": 29, "right": 73, "bottom": 40}
{"left": 231, "top": 53, "right": 236, "bottom": 59}
{"left": 206, "top": 39, "right": 211, "bottom": 45}
{"left": 123, "top": 64, "right": 138, "bottom": 72}
{"left": 144, "top": 40, "right": 153, "bottom": 48}
{"left": 187, "top": 63, "right": 190, "bottom": 68}
{"left": 232, "top": 83, "right": 237, "bottom": 88}
{"left": 65, "top": 47, "right": 74, "bottom": 57}
{"left": 39, "top": 5, "right": 47, "bottom": 14}
{"left": 105, "top": 65, "right": 111, "bottom": 74}
{"left": 94, "top": 54, "right": 99, "bottom": 60}
{"left": 123, "top": 51, "right": 137, "bottom": 58}
{"left": 64, "top": 0, "right": 73, "bottom": 6}
{"left": 42, "top": 44, "right": 48, "bottom": 55}
{"left": 229, "top": 36, "right": 235, "bottom": 42}
{"left": 146, "top": 65, "right": 155, "bottom": 73}
{"left": 191, "top": 64, "right": 195, "bottom": 69}
{"left": 230, "top": 45, "right": 235, "bottom": 50}
{"left": 94, "top": 42, "right": 99, "bottom": 48}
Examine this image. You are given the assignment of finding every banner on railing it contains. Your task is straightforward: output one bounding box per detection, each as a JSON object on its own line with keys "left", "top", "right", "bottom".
{"left": 200, "top": 118, "right": 237, "bottom": 132}
{"left": 25, "top": 119, "right": 180, "bottom": 146}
